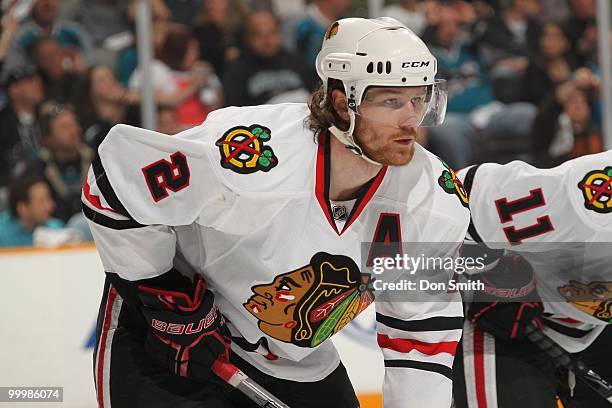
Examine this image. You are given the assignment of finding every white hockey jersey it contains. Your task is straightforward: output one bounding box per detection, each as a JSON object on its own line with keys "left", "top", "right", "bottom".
{"left": 83, "top": 103, "right": 471, "bottom": 407}
{"left": 458, "top": 150, "right": 612, "bottom": 352}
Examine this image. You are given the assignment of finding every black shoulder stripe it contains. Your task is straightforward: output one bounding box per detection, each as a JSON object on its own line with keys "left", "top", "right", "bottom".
{"left": 462, "top": 165, "right": 480, "bottom": 197}
{"left": 467, "top": 221, "right": 484, "bottom": 243}
{"left": 385, "top": 360, "right": 453, "bottom": 380}
{"left": 92, "top": 154, "right": 134, "bottom": 220}
{"left": 83, "top": 204, "right": 144, "bottom": 230}
{"left": 463, "top": 165, "right": 484, "bottom": 243}
{"left": 376, "top": 313, "right": 463, "bottom": 332}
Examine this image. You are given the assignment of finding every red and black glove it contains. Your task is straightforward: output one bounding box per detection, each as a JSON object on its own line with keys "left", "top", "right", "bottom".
{"left": 137, "top": 273, "right": 231, "bottom": 380}
{"left": 468, "top": 254, "right": 543, "bottom": 340}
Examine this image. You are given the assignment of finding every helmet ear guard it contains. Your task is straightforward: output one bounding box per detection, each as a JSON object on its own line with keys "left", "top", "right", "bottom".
{"left": 315, "top": 17, "right": 448, "bottom": 164}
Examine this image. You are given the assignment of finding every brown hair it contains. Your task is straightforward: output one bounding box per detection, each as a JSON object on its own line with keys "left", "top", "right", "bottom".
{"left": 158, "top": 25, "right": 195, "bottom": 71}
{"left": 39, "top": 101, "right": 76, "bottom": 138}
{"left": 306, "top": 79, "right": 349, "bottom": 141}
{"left": 9, "top": 175, "right": 48, "bottom": 216}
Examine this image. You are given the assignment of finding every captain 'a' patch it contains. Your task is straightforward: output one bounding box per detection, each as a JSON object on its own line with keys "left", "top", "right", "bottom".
{"left": 578, "top": 166, "right": 612, "bottom": 214}
{"left": 215, "top": 124, "right": 278, "bottom": 174}
{"left": 243, "top": 252, "right": 374, "bottom": 348}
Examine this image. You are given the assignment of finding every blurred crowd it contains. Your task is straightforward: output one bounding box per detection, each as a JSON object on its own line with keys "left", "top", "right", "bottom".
{"left": 0, "top": 0, "right": 606, "bottom": 247}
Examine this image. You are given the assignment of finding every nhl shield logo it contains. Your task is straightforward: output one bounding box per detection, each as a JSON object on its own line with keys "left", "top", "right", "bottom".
{"left": 332, "top": 205, "right": 347, "bottom": 221}
{"left": 578, "top": 166, "right": 612, "bottom": 214}
{"left": 216, "top": 125, "right": 278, "bottom": 174}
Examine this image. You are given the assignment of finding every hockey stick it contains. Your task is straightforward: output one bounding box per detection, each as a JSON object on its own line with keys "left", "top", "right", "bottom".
{"left": 524, "top": 323, "right": 612, "bottom": 405}
{"left": 212, "top": 359, "right": 291, "bottom": 408}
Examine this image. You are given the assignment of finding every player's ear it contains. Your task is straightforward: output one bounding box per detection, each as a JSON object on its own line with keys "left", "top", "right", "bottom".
{"left": 331, "top": 89, "right": 350, "bottom": 122}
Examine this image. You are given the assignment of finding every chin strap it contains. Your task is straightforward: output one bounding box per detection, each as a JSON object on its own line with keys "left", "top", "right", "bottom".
{"left": 328, "top": 110, "right": 382, "bottom": 166}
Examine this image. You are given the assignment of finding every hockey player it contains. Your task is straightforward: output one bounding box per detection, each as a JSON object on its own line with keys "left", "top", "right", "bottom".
{"left": 454, "top": 150, "right": 612, "bottom": 407}
{"left": 84, "top": 18, "right": 470, "bottom": 408}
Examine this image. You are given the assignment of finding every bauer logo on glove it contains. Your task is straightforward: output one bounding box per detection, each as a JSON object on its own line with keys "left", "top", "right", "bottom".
{"left": 137, "top": 271, "right": 231, "bottom": 380}
{"left": 150, "top": 305, "right": 219, "bottom": 335}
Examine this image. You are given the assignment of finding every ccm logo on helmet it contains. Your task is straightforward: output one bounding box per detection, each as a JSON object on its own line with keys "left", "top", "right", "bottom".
{"left": 151, "top": 306, "right": 218, "bottom": 335}
{"left": 402, "top": 61, "right": 431, "bottom": 68}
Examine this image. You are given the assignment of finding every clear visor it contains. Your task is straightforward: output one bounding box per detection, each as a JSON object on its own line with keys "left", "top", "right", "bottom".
{"left": 356, "top": 79, "right": 447, "bottom": 128}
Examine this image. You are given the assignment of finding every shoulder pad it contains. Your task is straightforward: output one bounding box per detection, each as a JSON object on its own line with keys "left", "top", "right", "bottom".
{"left": 96, "top": 123, "right": 223, "bottom": 226}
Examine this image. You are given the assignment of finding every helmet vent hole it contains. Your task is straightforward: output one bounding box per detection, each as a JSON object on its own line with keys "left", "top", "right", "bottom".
{"left": 377, "top": 62, "right": 383, "bottom": 74}
{"left": 328, "top": 63, "right": 332, "bottom": 68}
{"left": 367, "top": 62, "right": 373, "bottom": 73}
{"left": 386, "top": 61, "right": 391, "bottom": 74}
{"left": 423, "top": 76, "right": 428, "bottom": 81}
{"left": 402, "top": 77, "right": 407, "bottom": 83}
{"left": 342, "top": 64, "right": 346, "bottom": 70}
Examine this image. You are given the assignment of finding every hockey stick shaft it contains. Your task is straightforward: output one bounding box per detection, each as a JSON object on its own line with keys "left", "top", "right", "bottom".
{"left": 212, "top": 359, "right": 291, "bottom": 408}
{"left": 524, "top": 323, "right": 612, "bottom": 404}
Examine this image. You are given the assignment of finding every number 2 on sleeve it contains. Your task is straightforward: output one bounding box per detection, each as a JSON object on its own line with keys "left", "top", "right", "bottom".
{"left": 142, "top": 152, "right": 190, "bottom": 202}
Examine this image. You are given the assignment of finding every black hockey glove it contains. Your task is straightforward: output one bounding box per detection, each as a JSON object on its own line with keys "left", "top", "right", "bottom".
{"left": 468, "top": 254, "right": 543, "bottom": 340}
{"left": 137, "top": 273, "right": 231, "bottom": 381}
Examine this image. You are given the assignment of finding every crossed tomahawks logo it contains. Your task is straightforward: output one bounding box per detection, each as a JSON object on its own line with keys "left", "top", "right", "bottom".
{"left": 438, "top": 161, "right": 469, "bottom": 208}
{"left": 578, "top": 166, "right": 612, "bottom": 214}
{"left": 216, "top": 124, "right": 278, "bottom": 174}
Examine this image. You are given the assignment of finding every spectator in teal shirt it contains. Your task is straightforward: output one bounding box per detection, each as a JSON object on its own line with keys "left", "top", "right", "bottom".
{"left": 0, "top": 176, "right": 63, "bottom": 247}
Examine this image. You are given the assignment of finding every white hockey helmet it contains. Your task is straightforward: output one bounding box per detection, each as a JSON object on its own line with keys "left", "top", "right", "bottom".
{"left": 315, "top": 17, "right": 447, "bottom": 162}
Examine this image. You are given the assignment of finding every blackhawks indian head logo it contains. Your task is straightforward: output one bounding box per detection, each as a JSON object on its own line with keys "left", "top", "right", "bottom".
{"left": 558, "top": 280, "right": 612, "bottom": 323}
{"left": 243, "top": 252, "right": 374, "bottom": 348}
{"left": 578, "top": 166, "right": 612, "bottom": 214}
{"left": 216, "top": 124, "right": 278, "bottom": 174}
{"left": 438, "top": 161, "right": 469, "bottom": 207}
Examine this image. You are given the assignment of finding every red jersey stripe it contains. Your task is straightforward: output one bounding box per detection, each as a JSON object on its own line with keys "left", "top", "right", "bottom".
{"left": 377, "top": 333, "right": 458, "bottom": 356}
